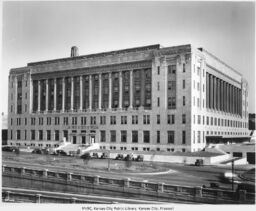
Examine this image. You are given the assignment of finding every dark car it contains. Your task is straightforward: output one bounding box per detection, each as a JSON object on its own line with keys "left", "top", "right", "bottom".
{"left": 100, "top": 152, "right": 109, "bottom": 159}
{"left": 195, "top": 159, "right": 204, "bottom": 166}
{"left": 92, "top": 153, "right": 99, "bottom": 159}
{"left": 2, "top": 146, "right": 16, "bottom": 152}
{"left": 56, "top": 150, "right": 68, "bottom": 156}
{"left": 115, "top": 154, "right": 124, "bottom": 160}
{"left": 124, "top": 154, "right": 133, "bottom": 161}
{"left": 32, "top": 148, "right": 43, "bottom": 154}
{"left": 135, "top": 155, "right": 144, "bottom": 162}
{"left": 80, "top": 153, "right": 91, "bottom": 160}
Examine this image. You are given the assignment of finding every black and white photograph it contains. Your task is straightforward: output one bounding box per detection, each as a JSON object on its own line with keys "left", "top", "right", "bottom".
{"left": 0, "top": 0, "right": 255, "bottom": 208}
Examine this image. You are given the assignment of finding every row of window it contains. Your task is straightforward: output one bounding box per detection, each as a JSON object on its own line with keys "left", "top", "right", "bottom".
{"left": 11, "top": 129, "right": 186, "bottom": 144}
{"left": 11, "top": 114, "right": 189, "bottom": 126}
{"left": 192, "top": 115, "right": 248, "bottom": 128}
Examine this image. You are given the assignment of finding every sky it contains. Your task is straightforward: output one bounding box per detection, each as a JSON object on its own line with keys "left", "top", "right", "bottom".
{"left": 1, "top": 1, "right": 255, "bottom": 113}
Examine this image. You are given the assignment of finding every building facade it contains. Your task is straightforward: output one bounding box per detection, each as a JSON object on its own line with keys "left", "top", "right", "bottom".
{"left": 8, "top": 44, "right": 249, "bottom": 152}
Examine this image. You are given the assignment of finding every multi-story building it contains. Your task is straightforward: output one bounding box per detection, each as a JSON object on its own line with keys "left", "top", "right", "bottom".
{"left": 8, "top": 44, "right": 249, "bottom": 152}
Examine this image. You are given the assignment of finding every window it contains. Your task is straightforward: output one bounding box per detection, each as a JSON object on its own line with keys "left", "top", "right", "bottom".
{"left": 31, "top": 130, "right": 35, "bottom": 140}
{"left": 55, "top": 117, "right": 60, "bottom": 125}
{"left": 207, "top": 117, "right": 209, "bottom": 125}
{"left": 132, "top": 115, "right": 138, "bottom": 124}
{"left": 24, "top": 130, "right": 27, "bottom": 140}
{"left": 183, "top": 63, "right": 186, "bottom": 72}
{"left": 167, "top": 115, "right": 175, "bottom": 124}
{"left": 63, "top": 117, "right": 69, "bottom": 125}
{"left": 167, "top": 131, "right": 175, "bottom": 144}
{"left": 183, "top": 80, "right": 185, "bottom": 89}
{"left": 81, "top": 117, "right": 86, "bottom": 125}
{"left": 47, "top": 117, "right": 51, "bottom": 125}
{"left": 132, "top": 131, "right": 138, "bottom": 143}
{"left": 197, "top": 131, "right": 201, "bottom": 143}
{"left": 182, "top": 114, "right": 186, "bottom": 124}
{"left": 193, "top": 131, "right": 195, "bottom": 144}
{"left": 182, "top": 131, "right": 186, "bottom": 144}
{"left": 183, "top": 96, "right": 185, "bottom": 106}
{"left": 39, "top": 117, "right": 44, "bottom": 125}
{"left": 110, "top": 130, "right": 116, "bottom": 142}
{"left": 55, "top": 130, "right": 59, "bottom": 141}
{"left": 157, "top": 131, "right": 160, "bottom": 143}
{"left": 157, "top": 97, "right": 160, "bottom": 107}
{"left": 168, "top": 97, "right": 176, "bottom": 109}
{"left": 143, "top": 115, "right": 150, "bottom": 124}
{"left": 203, "top": 116, "right": 205, "bottom": 125}
{"left": 197, "top": 98, "right": 200, "bottom": 107}
{"left": 168, "top": 65, "right": 176, "bottom": 74}
{"left": 198, "top": 115, "right": 201, "bottom": 124}
{"left": 157, "top": 66, "right": 160, "bottom": 75}
{"left": 100, "top": 131, "right": 106, "bottom": 142}
{"left": 47, "top": 130, "right": 51, "bottom": 141}
{"left": 72, "top": 117, "right": 77, "bottom": 125}
{"left": 25, "top": 118, "right": 27, "bottom": 125}
{"left": 110, "top": 116, "right": 116, "bottom": 125}
{"left": 168, "top": 81, "right": 176, "bottom": 90}
{"left": 143, "top": 131, "right": 150, "bottom": 143}
{"left": 157, "top": 115, "right": 160, "bottom": 124}
{"left": 39, "top": 130, "right": 43, "bottom": 140}
{"left": 16, "top": 130, "right": 21, "bottom": 140}
{"left": 157, "top": 82, "right": 160, "bottom": 91}
{"left": 197, "top": 82, "right": 200, "bottom": 91}
{"left": 100, "top": 116, "right": 106, "bottom": 125}
{"left": 121, "top": 131, "right": 127, "bottom": 142}
{"left": 121, "top": 116, "right": 127, "bottom": 124}
{"left": 91, "top": 116, "right": 96, "bottom": 125}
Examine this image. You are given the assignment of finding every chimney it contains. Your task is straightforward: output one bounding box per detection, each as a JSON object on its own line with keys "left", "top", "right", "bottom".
{"left": 71, "top": 46, "right": 79, "bottom": 57}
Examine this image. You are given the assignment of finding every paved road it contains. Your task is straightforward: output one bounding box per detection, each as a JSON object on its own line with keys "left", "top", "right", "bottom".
{"left": 3, "top": 159, "right": 245, "bottom": 190}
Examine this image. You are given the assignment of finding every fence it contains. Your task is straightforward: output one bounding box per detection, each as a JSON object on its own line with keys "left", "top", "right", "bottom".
{"left": 2, "top": 165, "right": 255, "bottom": 204}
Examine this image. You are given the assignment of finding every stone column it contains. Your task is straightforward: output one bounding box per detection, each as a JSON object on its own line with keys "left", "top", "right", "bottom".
{"left": 129, "top": 70, "right": 133, "bottom": 108}
{"left": 38, "top": 80, "right": 41, "bottom": 112}
{"left": 124, "top": 178, "right": 131, "bottom": 188}
{"left": 29, "top": 77, "right": 33, "bottom": 113}
{"left": 108, "top": 72, "right": 112, "bottom": 109}
{"left": 158, "top": 183, "right": 164, "bottom": 193}
{"left": 43, "top": 169, "right": 48, "bottom": 178}
{"left": 80, "top": 76, "right": 83, "bottom": 111}
{"left": 94, "top": 175, "right": 100, "bottom": 185}
{"left": 62, "top": 78, "right": 65, "bottom": 112}
{"left": 119, "top": 71, "right": 123, "bottom": 109}
{"left": 71, "top": 77, "right": 74, "bottom": 111}
{"left": 89, "top": 75, "right": 92, "bottom": 110}
{"left": 53, "top": 78, "right": 57, "bottom": 111}
{"left": 45, "top": 79, "right": 49, "bottom": 112}
{"left": 68, "top": 173, "right": 72, "bottom": 181}
{"left": 99, "top": 73, "right": 102, "bottom": 109}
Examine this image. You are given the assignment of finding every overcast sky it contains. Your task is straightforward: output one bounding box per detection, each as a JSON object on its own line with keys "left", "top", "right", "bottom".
{"left": 1, "top": 1, "right": 255, "bottom": 113}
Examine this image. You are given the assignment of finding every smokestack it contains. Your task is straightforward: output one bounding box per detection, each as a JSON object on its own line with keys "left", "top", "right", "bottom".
{"left": 71, "top": 46, "right": 79, "bottom": 57}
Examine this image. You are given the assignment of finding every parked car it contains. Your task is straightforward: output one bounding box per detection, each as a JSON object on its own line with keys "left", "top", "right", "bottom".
{"left": 100, "top": 152, "right": 109, "bottom": 159}
{"left": 195, "top": 159, "right": 204, "bottom": 166}
{"left": 56, "top": 150, "right": 68, "bottom": 156}
{"left": 2, "top": 146, "right": 16, "bottom": 152}
{"left": 236, "top": 183, "right": 255, "bottom": 193}
{"left": 32, "top": 148, "right": 43, "bottom": 154}
{"left": 135, "top": 155, "right": 144, "bottom": 162}
{"left": 124, "top": 154, "right": 133, "bottom": 161}
{"left": 115, "top": 154, "right": 124, "bottom": 160}
{"left": 91, "top": 153, "right": 99, "bottom": 159}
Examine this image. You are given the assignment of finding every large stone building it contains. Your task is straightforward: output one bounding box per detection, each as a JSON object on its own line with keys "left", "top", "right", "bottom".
{"left": 8, "top": 44, "right": 250, "bottom": 152}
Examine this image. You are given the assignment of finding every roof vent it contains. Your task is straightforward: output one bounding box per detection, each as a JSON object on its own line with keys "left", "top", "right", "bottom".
{"left": 71, "top": 46, "right": 79, "bottom": 57}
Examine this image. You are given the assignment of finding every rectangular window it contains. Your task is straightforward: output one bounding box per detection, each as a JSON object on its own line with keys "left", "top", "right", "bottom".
{"left": 100, "top": 130, "right": 106, "bottom": 142}
{"left": 157, "top": 131, "right": 160, "bottom": 143}
{"left": 167, "top": 114, "right": 175, "bottom": 124}
{"left": 157, "top": 82, "right": 160, "bottom": 91}
{"left": 168, "top": 65, "right": 176, "bottom": 74}
{"left": 193, "top": 131, "right": 195, "bottom": 144}
{"left": 143, "top": 115, "right": 150, "bottom": 124}
{"left": 39, "top": 130, "right": 43, "bottom": 140}
{"left": 63, "top": 117, "right": 69, "bottom": 125}
{"left": 47, "top": 117, "right": 51, "bottom": 125}
{"left": 143, "top": 131, "right": 150, "bottom": 143}
{"left": 157, "top": 115, "right": 160, "bottom": 124}
{"left": 132, "top": 131, "right": 138, "bottom": 143}
{"left": 157, "top": 97, "right": 160, "bottom": 107}
{"left": 167, "top": 131, "right": 175, "bottom": 144}
{"left": 168, "top": 97, "right": 176, "bottom": 109}
{"left": 182, "top": 131, "right": 186, "bottom": 144}
{"left": 198, "top": 115, "right": 201, "bottom": 124}
{"left": 121, "top": 116, "right": 127, "bottom": 124}
{"left": 55, "top": 130, "right": 59, "bottom": 141}
{"left": 16, "top": 130, "right": 21, "bottom": 140}
{"left": 110, "top": 116, "right": 116, "bottom": 125}
{"left": 157, "top": 66, "right": 160, "bottom": 75}
{"left": 100, "top": 116, "right": 106, "bottom": 125}
{"left": 81, "top": 117, "right": 86, "bottom": 125}
{"left": 31, "top": 130, "right": 35, "bottom": 140}
{"left": 121, "top": 130, "right": 127, "bottom": 143}
{"left": 24, "top": 118, "right": 27, "bottom": 125}
{"left": 110, "top": 130, "right": 116, "bottom": 142}
{"left": 207, "top": 117, "right": 209, "bottom": 125}
{"left": 183, "top": 80, "right": 185, "bottom": 89}
{"left": 132, "top": 115, "right": 138, "bottom": 124}
{"left": 183, "top": 63, "right": 186, "bottom": 72}
{"left": 24, "top": 130, "right": 27, "bottom": 140}
{"left": 91, "top": 116, "right": 96, "bottom": 125}
{"left": 55, "top": 117, "right": 60, "bottom": 125}
{"left": 47, "top": 130, "right": 51, "bottom": 141}
{"left": 183, "top": 96, "right": 185, "bottom": 106}
{"left": 182, "top": 114, "right": 186, "bottom": 124}
{"left": 72, "top": 117, "right": 77, "bottom": 125}
{"left": 197, "top": 131, "right": 201, "bottom": 143}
